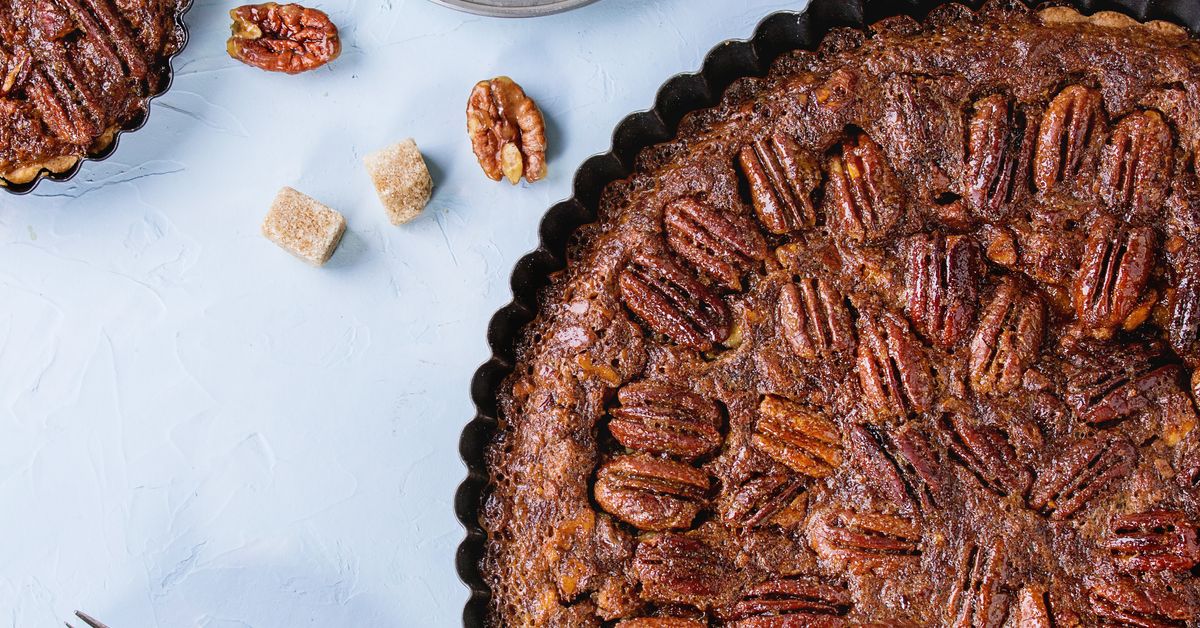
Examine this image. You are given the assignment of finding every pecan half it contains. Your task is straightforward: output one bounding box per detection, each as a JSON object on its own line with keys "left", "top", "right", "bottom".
{"left": 1073, "top": 216, "right": 1155, "bottom": 335}
{"left": 721, "top": 578, "right": 851, "bottom": 627}
{"left": 825, "top": 133, "right": 905, "bottom": 244}
{"left": 1103, "top": 511, "right": 1200, "bottom": 573}
{"left": 467, "top": 76, "right": 548, "bottom": 184}
{"left": 616, "top": 619, "right": 706, "bottom": 628}
{"left": 594, "top": 454, "right": 709, "bottom": 531}
{"left": 738, "top": 133, "right": 822, "bottom": 234}
{"left": 1034, "top": 85, "right": 1106, "bottom": 195}
{"left": 227, "top": 3, "right": 341, "bottom": 74}
{"left": 940, "top": 413, "right": 1030, "bottom": 499}
{"left": 1169, "top": 256, "right": 1200, "bottom": 360}
{"left": 946, "top": 540, "right": 1008, "bottom": 628}
{"left": 810, "top": 510, "right": 922, "bottom": 573}
{"left": 1089, "top": 577, "right": 1195, "bottom": 628}
{"left": 619, "top": 251, "right": 730, "bottom": 351}
{"left": 609, "top": 381, "right": 723, "bottom": 459}
{"left": 969, "top": 280, "right": 1045, "bottom": 395}
{"left": 1100, "top": 110, "right": 1174, "bottom": 224}
{"left": 849, "top": 424, "right": 943, "bottom": 512}
{"left": 906, "top": 233, "right": 981, "bottom": 349}
{"left": 1029, "top": 434, "right": 1135, "bottom": 520}
{"left": 1179, "top": 439, "right": 1200, "bottom": 493}
{"left": 966, "top": 94, "right": 1035, "bottom": 222}
{"left": 777, "top": 278, "right": 855, "bottom": 359}
{"left": 1065, "top": 348, "right": 1179, "bottom": 426}
{"left": 634, "top": 534, "right": 728, "bottom": 604}
{"left": 752, "top": 395, "right": 842, "bottom": 478}
{"left": 1014, "top": 586, "right": 1080, "bottom": 628}
{"left": 721, "top": 471, "right": 807, "bottom": 530}
{"left": 857, "top": 309, "right": 934, "bottom": 420}
{"left": 664, "top": 198, "right": 768, "bottom": 291}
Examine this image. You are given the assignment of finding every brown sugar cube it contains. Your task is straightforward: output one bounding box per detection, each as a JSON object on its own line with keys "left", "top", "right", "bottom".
{"left": 364, "top": 138, "right": 433, "bottom": 225}
{"left": 261, "top": 187, "right": 347, "bottom": 266}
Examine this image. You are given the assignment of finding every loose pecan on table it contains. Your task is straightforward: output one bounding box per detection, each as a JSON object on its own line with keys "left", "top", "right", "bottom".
{"left": 856, "top": 309, "right": 933, "bottom": 420}
{"left": 968, "top": 279, "right": 1045, "bottom": 396}
{"left": 738, "top": 132, "right": 822, "bottom": 234}
{"left": 719, "top": 577, "right": 851, "bottom": 627}
{"left": 777, "top": 277, "right": 855, "bottom": 359}
{"left": 752, "top": 394, "right": 842, "bottom": 479}
{"left": 1029, "top": 434, "right": 1135, "bottom": 520}
{"left": 966, "top": 94, "right": 1034, "bottom": 222}
{"left": 619, "top": 251, "right": 730, "bottom": 351}
{"left": 1034, "top": 85, "right": 1106, "bottom": 196}
{"left": 1073, "top": 215, "right": 1155, "bottom": 336}
{"left": 905, "top": 232, "right": 980, "bottom": 350}
{"left": 664, "top": 198, "right": 767, "bottom": 291}
{"left": 1103, "top": 510, "right": 1200, "bottom": 573}
{"left": 227, "top": 3, "right": 340, "bottom": 74}
{"left": 608, "top": 381, "right": 723, "bottom": 459}
{"left": 467, "top": 76, "right": 547, "bottom": 184}
{"left": 1100, "top": 109, "right": 1174, "bottom": 224}
{"left": 825, "top": 132, "right": 905, "bottom": 244}
{"left": 593, "top": 454, "right": 708, "bottom": 532}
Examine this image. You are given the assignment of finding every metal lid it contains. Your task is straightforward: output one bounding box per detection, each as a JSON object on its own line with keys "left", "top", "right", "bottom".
{"left": 428, "top": 0, "right": 597, "bottom": 18}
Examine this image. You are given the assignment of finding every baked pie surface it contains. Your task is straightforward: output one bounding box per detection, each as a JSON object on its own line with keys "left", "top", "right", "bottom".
{"left": 0, "top": 0, "right": 188, "bottom": 186}
{"left": 481, "top": 3, "right": 1200, "bottom": 626}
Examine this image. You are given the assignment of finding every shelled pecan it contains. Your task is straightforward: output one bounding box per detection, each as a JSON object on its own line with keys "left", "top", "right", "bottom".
{"left": 1034, "top": 85, "right": 1106, "bottom": 196}
{"left": 856, "top": 309, "right": 933, "bottom": 420}
{"left": 966, "top": 94, "right": 1034, "bottom": 222}
{"left": 905, "top": 232, "right": 981, "bottom": 349}
{"left": 777, "top": 278, "right": 855, "bottom": 359}
{"left": 738, "top": 132, "right": 822, "bottom": 234}
{"left": 752, "top": 395, "right": 842, "bottom": 479}
{"left": 825, "top": 133, "right": 905, "bottom": 244}
{"left": 1099, "top": 109, "right": 1173, "bottom": 224}
{"left": 608, "top": 381, "right": 724, "bottom": 459}
{"left": 664, "top": 198, "right": 767, "bottom": 291}
{"left": 968, "top": 279, "right": 1045, "bottom": 395}
{"left": 619, "top": 251, "right": 730, "bottom": 351}
{"left": 1029, "top": 434, "right": 1135, "bottom": 520}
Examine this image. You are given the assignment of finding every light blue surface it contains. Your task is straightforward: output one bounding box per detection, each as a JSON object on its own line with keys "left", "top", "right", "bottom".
{"left": 0, "top": 0, "right": 806, "bottom": 625}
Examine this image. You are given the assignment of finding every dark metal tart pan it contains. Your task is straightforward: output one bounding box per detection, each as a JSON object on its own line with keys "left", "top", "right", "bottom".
{"left": 454, "top": 1, "right": 1200, "bottom": 626}
{"left": 0, "top": 0, "right": 194, "bottom": 196}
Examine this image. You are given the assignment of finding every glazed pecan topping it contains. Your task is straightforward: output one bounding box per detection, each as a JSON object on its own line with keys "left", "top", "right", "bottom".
{"left": 940, "top": 413, "right": 1030, "bottom": 499}
{"left": 968, "top": 280, "right": 1045, "bottom": 396}
{"left": 1103, "top": 511, "right": 1200, "bottom": 573}
{"left": 1099, "top": 110, "right": 1174, "bottom": 223}
{"left": 721, "top": 578, "right": 851, "bottom": 627}
{"left": 1073, "top": 216, "right": 1155, "bottom": 335}
{"left": 810, "top": 510, "right": 922, "bottom": 573}
{"left": 615, "top": 619, "right": 706, "bottom": 628}
{"left": 1034, "top": 85, "right": 1106, "bottom": 195}
{"left": 966, "top": 94, "right": 1034, "bottom": 222}
{"left": 1029, "top": 434, "right": 1135, "bottom": 520}
{"left": 752, "top": 395, "right": 842, "bottom": 478}
{"left": 825, "top": 133, "right": 905, "bottom": 244}
{"left": 856, "top": 309, "right": 934, "bottom": 420}
{"left": 609, "top": 382, "right": 723, "bottom": 459}
{"left": 664, "top": 198, "right": 768, "bottom": 291}
{"left": 1014, "top": 586, "right": 1077, "bottom": 628}
{"left": 777, "top": 278, "right": 855, "bottom": 359}
{"left": 906, "top": 232, "right": 981, "bottom": 349}
{"left": 1168, "top": 256, "right": 1200, "bottom": 360}
{"left": 1089, "top": 577, "right": 1195, "bottom": 628}
{"left": 1179, "top": 441, "right": 1200, "bottom": 494}
{"left": 721, "top": 471, "right": 806, "bottom": 530}
{"left": 849, "top": 424, "right": 942, "bottom": 512}
{"left": 1065, "top": 347, "right": 1179, "bottom": 426}
{"left": 738, "top": 132, "right": 822, "bottom": 234}
{"left": 634, "top": 534, "right": 728, "bottom": 604}
{"left": 594, "top": 454, "right": 709, "bottom": 531}
{"left": 946, "top": 539, "right": 1007, "bottom": 628}
{"left": 619, "top": 251, "right": 730, "bottom": 351}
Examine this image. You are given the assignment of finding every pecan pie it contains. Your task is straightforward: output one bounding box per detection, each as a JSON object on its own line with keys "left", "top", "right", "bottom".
{"left": 480, "top": 3, "right": 1200, "bottom": 626}
{"left": 0, "top": 0, "right": 188, "bottom": 187}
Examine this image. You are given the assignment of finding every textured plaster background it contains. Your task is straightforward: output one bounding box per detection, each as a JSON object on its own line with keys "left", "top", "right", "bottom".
{"left": 0, "top": 0, "right": 806, "bottom": 625}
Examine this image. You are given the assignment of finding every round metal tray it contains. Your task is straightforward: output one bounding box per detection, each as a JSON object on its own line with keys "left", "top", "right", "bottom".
{"left": 428, "top": 0, "right": 597, "bottom": 18}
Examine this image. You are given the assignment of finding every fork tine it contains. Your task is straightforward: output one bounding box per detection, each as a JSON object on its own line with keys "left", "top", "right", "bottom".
{"left": 73, "top": 611, "right": 110, "bottom": 628}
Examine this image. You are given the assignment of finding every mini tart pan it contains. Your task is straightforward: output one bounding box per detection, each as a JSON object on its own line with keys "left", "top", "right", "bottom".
{"left": 0, "top": 0, "right": 194, "bottom": 196}
{"left": 454, "top": 0, "right": 1200, "bottom": 625}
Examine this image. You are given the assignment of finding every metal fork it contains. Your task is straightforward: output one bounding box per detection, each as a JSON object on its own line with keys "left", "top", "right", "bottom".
{"left": 65, "top": 611, "right": 110, "bottom": 628}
